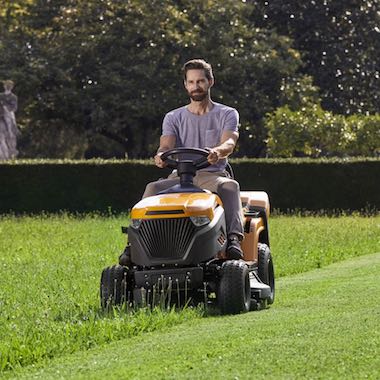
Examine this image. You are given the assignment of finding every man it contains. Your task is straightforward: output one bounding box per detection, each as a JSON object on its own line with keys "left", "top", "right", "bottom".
{"left": 143, "top": 59, "right": 244, "bottom": 259}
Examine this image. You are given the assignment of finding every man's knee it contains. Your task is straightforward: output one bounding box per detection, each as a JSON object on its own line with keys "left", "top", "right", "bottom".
{"left": 142, "top": 182, "right": 159, "bottom": 198}
{"left": 219, "top": 179, "right": 241, "bottom": 195}
{"left": 142, "top": 178, "right": 179, "bottom": 198}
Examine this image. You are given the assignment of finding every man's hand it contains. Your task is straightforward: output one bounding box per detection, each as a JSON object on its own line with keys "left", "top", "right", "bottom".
{"left": 206, "top": 148, "right": 221, "bottom": 165}
{"left": 154, "top": 152, "right": 167, "bottom": 168}
{"left": 206, "top": 131, "right": 239, "bottom": 165}
{"left": 154, "top": 136, "right": 176, "bottom": 168}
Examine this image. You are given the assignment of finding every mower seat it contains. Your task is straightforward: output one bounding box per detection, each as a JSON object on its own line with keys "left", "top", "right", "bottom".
{"left": 240, "top": 191, "right": 270, "bottom": 217}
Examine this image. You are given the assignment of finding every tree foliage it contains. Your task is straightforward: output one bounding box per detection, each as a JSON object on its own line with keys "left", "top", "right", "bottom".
{"left": 266, "top": 105, "right": 380, "bottom": 157}
{"left": 0, "top": 0, "right": 378, "bottom": 158}
{"left": 0, "top": 0, "right": 308, "bottom": 158}
{"left": 255, "top": 0, "right": 380, "bottom": 115}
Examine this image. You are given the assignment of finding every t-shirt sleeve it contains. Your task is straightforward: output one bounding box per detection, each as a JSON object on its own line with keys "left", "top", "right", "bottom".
{"left": 224, "top": 108, "right": 239, "bottom": 132}
{"left": 162, "top": 112, "right": 177, "bottom": 136}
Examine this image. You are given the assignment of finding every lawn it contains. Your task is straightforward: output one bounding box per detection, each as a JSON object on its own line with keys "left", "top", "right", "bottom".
{"left": 0, "top": 213, "right": 379, "bottom": 375}
{"left": 7, "top": 252, "right": 380, "bottom": 379}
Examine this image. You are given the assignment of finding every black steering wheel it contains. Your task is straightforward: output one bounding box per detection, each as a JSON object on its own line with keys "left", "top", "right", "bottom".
{"left": 161, "top": 147, "right": 211, "bottom": 170}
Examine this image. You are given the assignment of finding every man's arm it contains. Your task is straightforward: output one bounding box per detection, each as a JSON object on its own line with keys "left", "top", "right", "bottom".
{"left": 207, "top": 130, "right": 239, "bottom": 165}
{"left": 154, "top": 135, "right": 176, "bottom": 168}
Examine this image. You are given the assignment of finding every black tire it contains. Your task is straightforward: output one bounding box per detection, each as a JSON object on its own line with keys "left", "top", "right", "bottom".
{"left": 258, "top": 243, "right": 275, "bottom": 304}
{"left": 100, "top": 265, "right": 128, "bottom": 308}
{"left": 218, "top": 260, "right": 251, "bottom": 315}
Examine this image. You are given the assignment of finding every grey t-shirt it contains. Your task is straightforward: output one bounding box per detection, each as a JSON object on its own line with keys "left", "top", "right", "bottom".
{"left": 162, "top": 102, "right": 239, "bottom": 172}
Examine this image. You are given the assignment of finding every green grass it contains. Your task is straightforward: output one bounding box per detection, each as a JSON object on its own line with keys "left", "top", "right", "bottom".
{"left": 0, "top": 214, "right": 201, "bottom": 372}
{"left": 0, "top": 214, "right": 379, "bottom": 375}
{"left": 270, "top": 214, "right": 380, "bottom": 276}
{"left": 6, "top": 252, "right": 380, "bottom": 379}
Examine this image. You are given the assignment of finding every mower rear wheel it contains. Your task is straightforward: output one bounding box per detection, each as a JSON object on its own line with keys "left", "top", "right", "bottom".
{"left": 258, "top": 243, "right": 275, "bottom": 304}
{"left": 218, "top": 260, "right": 251, "bottom": 315}
{"left": 100, "top": 265, "right": 128, "bottom": 308}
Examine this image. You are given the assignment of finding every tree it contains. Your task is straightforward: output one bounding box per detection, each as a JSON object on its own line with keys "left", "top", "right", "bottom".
{"left": 254, "top": 0, "right": 380, "bottom": 115}
{"left": 1, "top": 0, "right": 307, "bottom": 158}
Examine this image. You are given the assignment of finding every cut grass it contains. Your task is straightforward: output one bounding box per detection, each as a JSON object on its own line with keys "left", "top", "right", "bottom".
{"left": 6, "top": 252, "right": 380, "bottom": 379}
{"left": 0, "top": 214, "right": 379, "bottom": 374}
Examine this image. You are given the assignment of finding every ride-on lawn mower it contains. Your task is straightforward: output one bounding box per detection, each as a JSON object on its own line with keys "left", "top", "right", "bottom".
{"left": 100, "top": 148, "right": 275, "bottom": 314}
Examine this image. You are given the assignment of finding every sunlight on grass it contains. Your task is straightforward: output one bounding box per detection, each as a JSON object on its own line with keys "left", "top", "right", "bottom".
{"left": 270, "top": 214, "right": 380, "bottom": 276}
{"left": 0, "top": 213, "right": 378, "bottom": 372}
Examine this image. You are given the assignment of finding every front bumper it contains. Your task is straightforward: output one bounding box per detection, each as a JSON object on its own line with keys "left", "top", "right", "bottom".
{"left": 128, "top": 207, "right": 227, "bottom": 266}
{"left": 134, "top": 266, "right": 204, "bottom": 289}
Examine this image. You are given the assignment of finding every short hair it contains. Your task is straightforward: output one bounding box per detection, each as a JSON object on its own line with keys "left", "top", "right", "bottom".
{"left": 182, "top": 59, "right": 214, "bottom": 81}
{"left": 3, "top": 80, "right": 14, "bottom": 90}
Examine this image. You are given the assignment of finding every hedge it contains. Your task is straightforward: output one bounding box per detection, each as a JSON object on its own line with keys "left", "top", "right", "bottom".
{"left": 0, "top": 158, "right": 379, "bottom": 213}
{"left": 233, "top": 158, "right": 379, "bottom": 212}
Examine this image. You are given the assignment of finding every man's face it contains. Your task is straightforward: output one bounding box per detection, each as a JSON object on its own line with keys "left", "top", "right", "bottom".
{"left": 184, "top": 69, "right": 213, "bottom": 102}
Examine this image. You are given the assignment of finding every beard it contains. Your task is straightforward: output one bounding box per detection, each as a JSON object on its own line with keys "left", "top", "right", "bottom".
{"left": 189, "top": 90, "right": 208, "bottom": 102}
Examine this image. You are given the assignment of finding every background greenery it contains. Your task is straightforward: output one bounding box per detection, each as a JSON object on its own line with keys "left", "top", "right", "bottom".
{"left": 0, "top": 0, "right": 379, "bottom": 159}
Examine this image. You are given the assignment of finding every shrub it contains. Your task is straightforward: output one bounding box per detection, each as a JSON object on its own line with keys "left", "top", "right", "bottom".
{"left": 346, "top": 114, "right": 380, "bottom": 156}
{"left": 266, "top": 105, "right": 380, "bottom": 157}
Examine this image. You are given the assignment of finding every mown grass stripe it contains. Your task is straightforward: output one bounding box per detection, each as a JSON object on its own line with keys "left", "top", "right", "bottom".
{"left": 5, "top": 252, "right": 380, "bottom": 379}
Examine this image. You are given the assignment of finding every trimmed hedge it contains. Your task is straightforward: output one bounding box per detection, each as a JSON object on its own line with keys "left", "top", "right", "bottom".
{"left": 0, "top": 158, "right": 379, "bottom": 213}
{"left": 234, "top": 158, "right": 379, "bottom": 212}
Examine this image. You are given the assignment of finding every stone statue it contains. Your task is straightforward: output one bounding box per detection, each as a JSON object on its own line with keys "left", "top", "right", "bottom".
{"left": 0, "top": 80, "right": 20, "bottom": 160}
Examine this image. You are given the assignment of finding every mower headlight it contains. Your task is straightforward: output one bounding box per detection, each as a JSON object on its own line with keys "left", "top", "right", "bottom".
{"left": 131, "top": 219, "right": 142, "bottom": 229}
{"left": 190, "top": 216, "right": 210, "bottom": 227}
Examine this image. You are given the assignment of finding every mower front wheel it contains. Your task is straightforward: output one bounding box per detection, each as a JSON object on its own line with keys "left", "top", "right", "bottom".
{"left": 218, "top": 260, "right": 251, "bottom": 315}
{"left": 100, "top": 265, "right": 129, "bottom": 308}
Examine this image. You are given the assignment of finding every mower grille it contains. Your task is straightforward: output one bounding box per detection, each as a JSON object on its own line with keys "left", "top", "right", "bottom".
{"left": 138, "top": 217, "right": 196, "bottom": 259}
